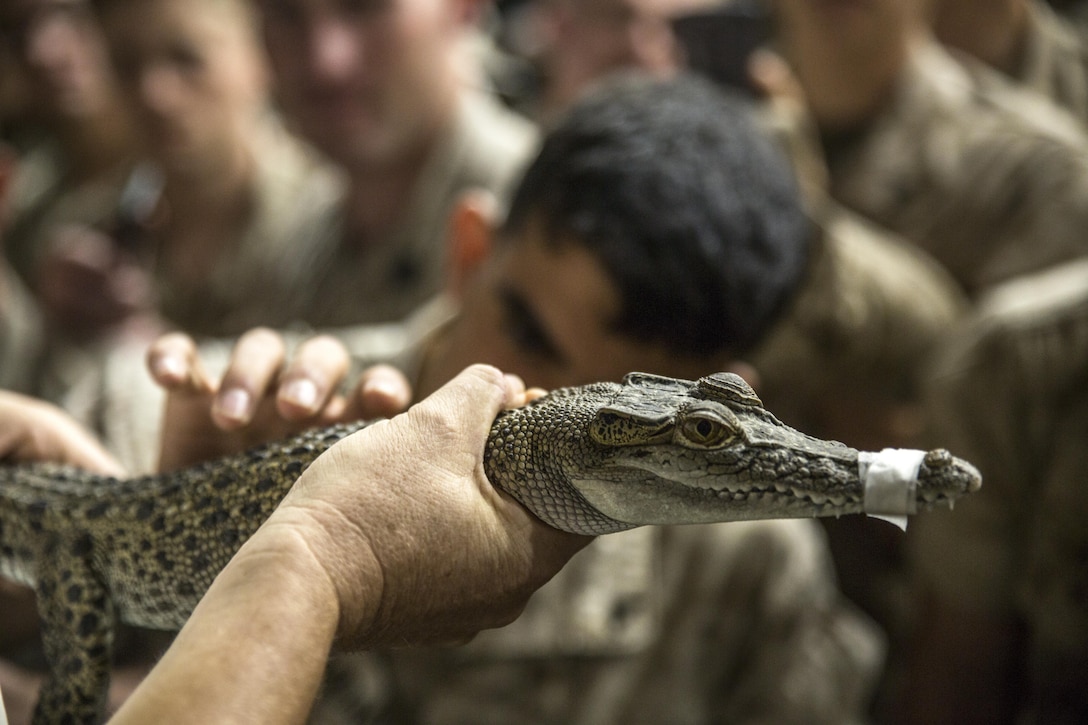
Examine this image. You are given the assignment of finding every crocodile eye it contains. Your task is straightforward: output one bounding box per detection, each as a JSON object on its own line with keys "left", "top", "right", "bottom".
{"left": 678, "top": 413, "right": 736, "bottom": 448}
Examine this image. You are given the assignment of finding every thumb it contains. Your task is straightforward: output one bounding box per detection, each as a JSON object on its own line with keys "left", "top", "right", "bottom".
{"left": 410, "top": 364, "right": 527, "bottom": 443}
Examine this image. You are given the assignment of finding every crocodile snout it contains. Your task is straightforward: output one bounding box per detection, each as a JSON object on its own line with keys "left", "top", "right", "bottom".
{"left": 924, "top": 448, "right": 983, "bottom": 494}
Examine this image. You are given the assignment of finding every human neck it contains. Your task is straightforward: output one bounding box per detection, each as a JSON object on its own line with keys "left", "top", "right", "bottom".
{"left": 162, "top": 139, "right": 254, "bottom": 219}
{"left": 342, "top": 130, "right": 442, "bottom": 248}
{"left": 933, "top": 0, "right": 1029, "bottom": 76}
{"left": 780, "top": 17, "right": 918, "bottom": 133}
{"left": 157, "top": 143, "right": 255, "bottom": 278}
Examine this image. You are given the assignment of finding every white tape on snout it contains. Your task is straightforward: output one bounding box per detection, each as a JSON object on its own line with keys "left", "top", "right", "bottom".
{"left": 858, "top": 448, "right": 926, "bottom": 531}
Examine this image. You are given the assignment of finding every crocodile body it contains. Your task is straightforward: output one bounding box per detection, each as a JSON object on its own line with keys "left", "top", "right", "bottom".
{"left": 0, "top": 372, "right": 981, "bottom": 723}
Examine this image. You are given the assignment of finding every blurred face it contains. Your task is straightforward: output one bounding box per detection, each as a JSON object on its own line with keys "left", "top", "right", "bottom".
{"left": 256, "top": 0, "right": 465, "bottom": 168}
{"left": 100, "top": 0, "right": 268, "bottom": 175}
{"left": 538, "top": 0, "right": 708, "bottom": 108}
{"left": 432, "top": 221, "right": 722, "bottom": 394}
{"left": 2, "top": 0, "right": 118, "bottom": 119}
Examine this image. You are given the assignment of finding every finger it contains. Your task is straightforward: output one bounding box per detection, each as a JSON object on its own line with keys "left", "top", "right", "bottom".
{"left": 52, "top": 428, "right": 127, "bottom": 476}
{"left": 524, "top": 387, "right": 548, "bottom": 404}
{"left": 214, "top": 328, "right": 286, "bottom": 429}
{"left": 501, "top": 374, "right": 528, "bottom": 409}
{"left": 276, "top": 335, "right": 350, "bottom": 420}
{"left": 341, "top": 364, "right": 412, "bottom": 421}
{"left": 147, "top": 332, "right": 213, "bottom": 393}
{"left": 0, "top": 393, "right": 126, "bottom": 475}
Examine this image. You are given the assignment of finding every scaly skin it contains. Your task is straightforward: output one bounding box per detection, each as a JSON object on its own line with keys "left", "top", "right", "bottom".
{"left": 0, "top": 372, "right": 981, "bottom": 723}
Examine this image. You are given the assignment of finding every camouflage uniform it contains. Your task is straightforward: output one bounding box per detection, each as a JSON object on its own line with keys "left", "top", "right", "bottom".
{"left": 352, "top": 521, "right": 883, "bottom": 725}
{"left": 824, "top": 39, "right": 1088, "bottom": 296}
{"left": 749, "top": 200, "right": 966, "bottom": 450}
{"left": 282, "top": 91, "right": 537, "bottom": 328}
{"left": 149, "top": 117, "right": 344, "bottom": 337}
{"left": 909, "top": 259, "right": 1088, "bottom": 724}
{"left": 0, "top": 259, "right": 42, "bottom": 394}
{"left": 1001, "top": 0, "right": 1088, "bottom": 124}
{"left": 746, "top": 200, "right": 966, "bottom": 708}
{"left": 37, "top": 97, "right": 522, "bottom": 337}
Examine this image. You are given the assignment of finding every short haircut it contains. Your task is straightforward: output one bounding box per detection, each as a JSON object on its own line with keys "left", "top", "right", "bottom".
{"left": 502, "top": 73, "right": 812, "bottom": 358}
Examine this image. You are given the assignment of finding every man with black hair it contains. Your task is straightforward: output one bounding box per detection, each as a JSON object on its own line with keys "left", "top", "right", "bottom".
{"left": 410, "top": 72, "right": 814, "bottom": 398}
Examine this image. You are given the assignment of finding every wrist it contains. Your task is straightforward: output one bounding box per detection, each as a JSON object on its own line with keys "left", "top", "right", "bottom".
{"left": 224, "top": 516, "right": 343, "bottom": 637}
{"left": 244, "top": 501, "right": 384, "bottom": 648}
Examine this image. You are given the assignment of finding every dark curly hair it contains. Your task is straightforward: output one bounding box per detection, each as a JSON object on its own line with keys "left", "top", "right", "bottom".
{"left": 502, "top": 73, "right": 812, "bottom": 358}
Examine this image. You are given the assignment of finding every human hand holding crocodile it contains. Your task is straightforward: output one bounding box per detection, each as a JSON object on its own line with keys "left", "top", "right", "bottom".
{"left": 108, "top": 365, "right": 590, "bottom": 725}
{"left": 148, "top": 328, "right": 411, "bottom": 471}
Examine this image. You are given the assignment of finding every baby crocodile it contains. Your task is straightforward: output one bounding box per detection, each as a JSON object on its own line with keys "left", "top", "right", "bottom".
{"left": 0, "top": 372, "right": 980, "bottom": 723}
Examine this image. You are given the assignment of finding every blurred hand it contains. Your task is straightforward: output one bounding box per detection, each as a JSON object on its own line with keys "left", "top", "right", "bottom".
{"left": 0, "top": 390, "right": 123, "bottom": 473}
{"left": 147, "top": 328, "right": 412, "bottom": 471}
{"left": 36, "top": 224, "right": 159, "bottom": 341}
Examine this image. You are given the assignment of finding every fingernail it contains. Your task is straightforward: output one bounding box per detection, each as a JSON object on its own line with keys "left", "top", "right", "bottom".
{"left": 216, "top": 388, "right": 251, "bottom": 421}
{"left": 152, "top": 354, "right": 186, "bottom": 382}
{"left": 281, "top": 378, "right": 319, "bottom": 411}
{"left": 363, "top": 375, "right": 400, "bottom": 399}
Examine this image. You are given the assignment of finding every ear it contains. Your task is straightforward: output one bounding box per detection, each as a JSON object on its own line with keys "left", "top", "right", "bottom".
{"left": 724, "top": 359, "right": 762, "bottom": 393}
{"left": 451, "top": 0, "right": 487, "bottom": 27}
{"left": 446, "top": 189, "right": 498, "bottom": 299}
{"left": 0, "top": 144, "right": 16, "bottom": 230}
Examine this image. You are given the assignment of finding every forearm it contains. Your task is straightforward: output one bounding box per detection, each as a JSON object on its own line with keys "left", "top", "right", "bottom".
{"left": 110, "top": 532, "right": 343, "bottom": 725}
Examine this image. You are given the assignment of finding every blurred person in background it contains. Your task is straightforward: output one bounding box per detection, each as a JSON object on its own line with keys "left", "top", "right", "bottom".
{"left": 511, "top": 0, "right": 713, "bottom": 120}
{"left": 0, "top": 0, "right": 141, "bottom": 383}
{"left": 87, "top": 0, "right": 342, "bottom": 340}
{"left": 931, "top": 0, "right": 1088, "bottom": 124}
{"left": 769, "top": 0, "right": 1088, "bottom": 713}
{"left": 0, "top": 145, "right": 44, "bottom": 399}
{"left": 770, "top": 0, "right": 1088, "bottom": 297}
{"left": 0, "top": 0, "right": 139, "bottom": 280}
{"left": 252, "top": 0, "right": 537, "bottom": 326}
{"left": 5, "top": 0, "right": 345, "bottom": 405}
{"left": 905, "top": 258, "right": 1088, "bottom": 724}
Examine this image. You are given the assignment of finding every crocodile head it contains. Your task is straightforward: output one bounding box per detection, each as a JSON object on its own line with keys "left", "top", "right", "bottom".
{"left": 485, "top": 371, "right": 982, "bottom": 535}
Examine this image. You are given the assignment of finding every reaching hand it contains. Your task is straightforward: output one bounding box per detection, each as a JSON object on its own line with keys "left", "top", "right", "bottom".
{"left": 36, "top": 224, "right": 159, "bottom": 342}
{"left": 0, "top": 391, "right": 123, "bottom": 474}
{"left": 147, "top": 328, "right": 412, "bottom": 471}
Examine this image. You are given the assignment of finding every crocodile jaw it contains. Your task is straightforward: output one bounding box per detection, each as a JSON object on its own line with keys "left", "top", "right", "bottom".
{"left": 568, "top": 446, "right": 982, "bottom": 528}
{"left": 569, "top": 465, "right": 866, "bottom": 525}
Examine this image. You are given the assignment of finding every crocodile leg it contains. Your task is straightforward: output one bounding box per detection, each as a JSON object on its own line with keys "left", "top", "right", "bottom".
{"left": 32, "top": 536, "right": 116, "bottom": 725}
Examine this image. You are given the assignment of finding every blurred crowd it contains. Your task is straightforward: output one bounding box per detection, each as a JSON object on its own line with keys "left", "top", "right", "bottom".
{"left": 2, "top": 0, "right": 1088, "bottom": 723}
